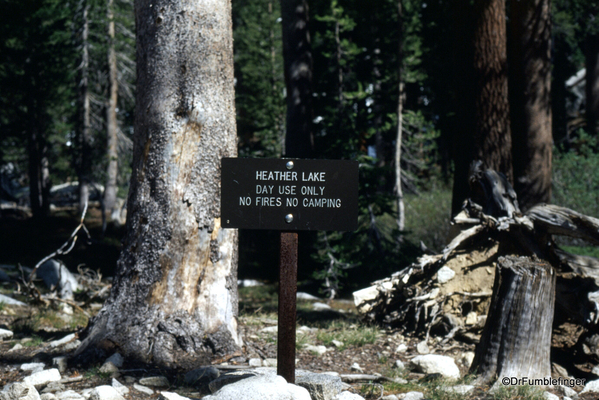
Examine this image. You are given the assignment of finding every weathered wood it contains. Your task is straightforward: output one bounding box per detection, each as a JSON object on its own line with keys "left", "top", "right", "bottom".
{"left": 468, "top": 160, "right": 519, "bottom": 218}
{"left": 526, "top": 204, "right": 599, "bottom": 245}
{"left": 471, "top": 256, "right": 555, "bottom": 385}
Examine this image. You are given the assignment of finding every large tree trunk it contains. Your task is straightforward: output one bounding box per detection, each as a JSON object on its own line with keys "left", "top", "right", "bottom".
{"left": 103, "top": 0, "right": 119, "bottom": 223}
{"left": 586, "top": 32, "right": 599, "bottom": 136}
{"left": 472, "top": 0, "right": 512, "bottom": 181}
{"left": 280, "top": 0, "right": 313, "bottom": 158}
{"left": 75, "top": 0, "right": 240, "bottom": 369}
{"left": 27, "top": 123, "right": 51, "bottom": 219}
{"left": 78, "top": 1, "right": 92, "bottom": 214}
{"left": 509, "top": 0, "right": 552, "bottom": 212}
{"left": 471, "top": 256, "right": 555, "bottom": 385}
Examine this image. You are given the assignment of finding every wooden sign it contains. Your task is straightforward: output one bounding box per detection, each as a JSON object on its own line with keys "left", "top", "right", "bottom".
{"left": 221, "top": 158, "right": 358, "bottom": 231}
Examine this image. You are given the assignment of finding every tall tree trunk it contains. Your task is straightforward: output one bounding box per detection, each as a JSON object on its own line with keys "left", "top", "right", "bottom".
{"left": 78, "top": 1, "right": 92, "bottom": 213}
{"left": 27, "top": 122, "right": 51, "bottom": 219}
{"left": 509, "top": 0, "right": 552, "bottom": 212}
{"left": 280, "top": 0, "right": 313, "bottom": 158}
{"left": 103, "top": 0, "right": 119, "bottom": 223}
{"left": 75, "top": 0, "right": 240, "bottom": 369}
{"left": 472, "top": 0, "right": 512, "bottom": 181}
{"left": 395, "top": 0, "right": 405, "bottom": 233}
{"left": 586, "top": 32, "right": 599, "bottom": 136}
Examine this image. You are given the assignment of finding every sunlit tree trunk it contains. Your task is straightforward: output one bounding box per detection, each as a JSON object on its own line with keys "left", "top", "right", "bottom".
{"left": 280, "top": 0, "right": 313, "bottom": 158}
{"left": 395, "top": 0, "right": 405, "bottom": 234}
{"left": 78, "top": 1, "right": 92, "bottom": 213}
{"left": 103, "top": 0, "right": 119, "bottom": 223}
{"left": 75, "top": 0, "right": 240, "bottom": 369}
{"left": 509, "top": 0, "right": 552, "bottom": 211}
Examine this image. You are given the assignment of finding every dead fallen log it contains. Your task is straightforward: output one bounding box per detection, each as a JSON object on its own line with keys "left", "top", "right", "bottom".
{"left": 471, "top": 256, "right": 555, "bottom": 385}
{"left": 527, "top": 204, "right": 599, "bottom": 245}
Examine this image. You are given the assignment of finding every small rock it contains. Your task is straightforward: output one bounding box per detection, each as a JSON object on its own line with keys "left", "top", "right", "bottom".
{"left": 465, "top": 312, "right": 478, "bottom": 325}
{"left": 41, "top": 382, "right": 66, "bottom": 394}
{"left": 24, "top": 369, "right": 62, "bottom": 387}
{"left": 52, "top": 357, "right": 68, "bottom": 373}
{"left": 0, "top": 293, "right": 27, "bottom": 306}
{"left": 381, "top": 396, "right": 399, "bottom": 400}
{"left": 2, "top": 383, "right": 41, "bottom": 400}
{"left": 99, "top": 362, "right": 119, "bottom": 375}
{"left": 111, "top": 379, "right": 129, "bottom": 395}
{"left": 62, "top": 340, "right": 81, "bottom": 352}
{"left": 263, "top": 358, "right": 277, "bottom": 367}
{"left": 582, "top": 379, "right": 599, "bottom": 393}
{"left": 395, "top": 344, "right": 407, "bottom": 353}
{"left": 237, "top": 279, "right": 263, "bottom": 287}
{"left": 331, "top": 340, "right": 344, "bottom": 348}
{"left": 21, "top": 363, "right": 46, "bottom": 373}
{"left": 350, "top": 363, "right": 363, "bottom": 373}
{"left": 394, "top": 360, "right": 405, "bottom": 370}
{"left": 49, "top": 334, "right": 76, "bottom": 348}
{"left": 542, "top": 392, "right": 559, "bottom": 400}
{"left": 9, "top": 343, "right": 23, "bottom": 352}
{"left": 36, "top": 259, "right": 79, "bottom": 295}
{"left": 411, "top": 355, "right": 460, "bottom": 380}
{"left": 0, "top": 328, "right": 14, "bottom": 340}
{"left": 56, "top": 390, "right": 83, "bottom": 400}
{"left": 296, "top": 326, "right": 317, "bottom": 334}
{"left": 40, "top": 394, "right": 57, "bottom": 400}
{"left": 401, "top": 393, "right": 424, "bottom": 400}
{"left": 132, "top": 384, "right": 153, "bottom": 395}
{"left": 304, "top": 345, "right": 327, "bottom": 356}
{"left": 296, "top": 372, "right": 349, "bottom": 400}
{"left": 297, "top": 292, "right": 320, "bottom": 301}
{"left": 184, "top": 367, "right": 220, "bottom": 387}
{"left": 334, "top": 392, "right": 365, "bottom": 400}
{"left": 460, "top": 352, "right": 475, "bottom": 368}
{"left": 203, "top": 374, "right": 310, "bottom": 400}
{"left": 90, "top": 386, "right": 125, "bottom": 400}
{"left": 105, "top": 353, "right": 124, "bottom": 368}
{"left": 80, "top": 389, "right": 93, "bottom": 400}
{"left": 248, "top": 358, "right": 262, "bottom": 367}
{"left": 555, "top": 385, "right": 578, "bottom": 399}
{"left": 159, "top": 392, "right": 191, "bottom": 400}
{"left": 312, "top": 302, "right": 332, "bottom": 311}
{"left": 416, "top": 341, "right": 430, "bottom": 355}
{"left": 260, "top": 326, "right": 278, "bottom": 334}
{"left": 139, "top": 376, "right": 169, "bottom": 387}
{"left": 436, "top": 266, "right": 456, "bottom": 284}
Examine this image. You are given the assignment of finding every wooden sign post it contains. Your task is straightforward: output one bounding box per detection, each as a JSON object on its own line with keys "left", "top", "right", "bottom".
{"left": 221, "top": 158, "right": 358, "bottom": 383}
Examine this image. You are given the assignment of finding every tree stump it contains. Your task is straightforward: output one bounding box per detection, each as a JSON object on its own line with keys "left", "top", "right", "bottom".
{"left": 471, "top": 255, "right": 555, "bottom": 385}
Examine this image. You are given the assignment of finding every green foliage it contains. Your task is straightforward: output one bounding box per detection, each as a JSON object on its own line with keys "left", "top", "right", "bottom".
{"left": 316, "top": 320, "right": 379, "bottom": 350}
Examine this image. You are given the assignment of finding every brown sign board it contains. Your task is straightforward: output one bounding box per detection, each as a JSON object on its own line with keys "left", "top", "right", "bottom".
{"left": 221, "top": 158, "right": 358, "bottom": 231}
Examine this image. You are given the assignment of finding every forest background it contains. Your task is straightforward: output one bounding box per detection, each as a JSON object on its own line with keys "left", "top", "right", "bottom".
{"left": 1, "top": 0, "right": 598, "bottom": 299}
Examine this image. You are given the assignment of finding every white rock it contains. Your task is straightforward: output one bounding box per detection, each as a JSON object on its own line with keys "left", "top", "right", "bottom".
{"left": 110, "top": 379, "right": 129, "bottom": 395}
{"left": 80, "top": 389, "right": 93, "bottom": 400}
{"left": 0, "top": 293, "right": 27, "bottom": 306}
{"left": 248, "top": 358, "right": 262, "bottom": 367}
{"left": 395, "top": 344, "right": 407, "bottom": 353}
{"left": 352, "top": 286, "right": 379, "bottom": 313}
{"left": 139, "top": 376, "right": 169, "bottom": 387}
{"left": 542, "top": 392, "right": 559, "bottom": 400}
{"left": 297, "top": 292, "right": 320, "bottom": 301}
{"left": 350, "top": 363, "right": 363, "bottom": 373}
{"left": 334, "top": 392, "right": 365, "bottom": 400}
{"left": 10, "top": 343, "right": 23, "bottom": 352}
{"left": 98, "top": 362, "right": 118, "bottom": 375}
{"left": 159, "top": 392, "right": 191, "bottom": 400}
{"left": 445, "top": 385, "right": 475, "bottom": 395}
{"left": 416, "top": 341, "right": 430, "bottom": 355}
{"left": 395, "top": 360, "right": 405, "bottom": 370}
{"left": 263, "top": 359, "right": 278, "bottom": 367}
{"left": 49, "top": 334, "right": 76, "bottom": 348}
{"left": 465, "top": 312, "right": 478, "bottom": 326}
{"left": 583, "top": 379, "right": 599, "bottom": 393}
{"left": 411, "top": 355, "right": 460, "bottom": 380}
{"left": 40, "top": 394, "right": 57, "bottom": 400}
{"left": 21, "top": 363, "right": 46, "bottom": 372}
{"left": 260, "top": 326, "right": 278, "bottom": 334}
{"left": 62, "top": 340, "right": 81, "bottom": 352}
{"left": 2, "top": 383, "right": 41, "bottom": 400}
{"left": 132, "top": 384, "right": 153, "bottom": 395}
{"left": 402, "top": 392, "right": 424, "bottom": 400}
{"left": 332, "top": 340, "right": 344, "bottom": 348}
{"left": 24, "top": 369, "right": 62, "bottom": 387}
{"left": 202, "top": 374, "right": 311, "bottom": 400}
{"left": 56, "top": 390, "right": 84, "bottom": 400}
{"left": 89, "top": 386, "right": 125, "bottom": 400}
{"left": 460, "top": 352, "right": 475, "bottom": 368}
{"left": 436, "top": 266, "right": 456, "bottom": 284}
{"left": 237, "top": 279, "right": 263, "bottom": 287}
{"left": 304, "top": 345, "right": 327, "bottom": 356}
{"left": 381, "top": 395, "right": 399, "bottom": 400}
{"left": 52, "top": 357, "right": 68, "bottom": 373}
{"left": 0, "top": 328, "right": 14, "bottom": 340}
{"left": 105, "top": 353, "right": 124, "bottom": 368}
{"left": 312, "top": 302, "right": 332, "bottom": 311}
{"left": 555, "top": 385, "right": 578, "bottom": 399}
{"left": 36, "top": 259, "right": 79, "bottom": 294}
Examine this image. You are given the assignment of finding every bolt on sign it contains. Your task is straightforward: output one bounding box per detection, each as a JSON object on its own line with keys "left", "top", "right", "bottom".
{"left": 221, "top": 158, "right": 359, "bottom": 231}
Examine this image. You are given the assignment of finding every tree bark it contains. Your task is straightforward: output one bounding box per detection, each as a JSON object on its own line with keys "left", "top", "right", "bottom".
{"left": 471, "top": 256, "right": 555, "bottom": 385}
{"left": 586, "top": 32, "right": 599, "bottom": 136}
{"left": 472, "top": 0, "right": 512, "bottom": 182}
{"left": 280, "top": 0, "right": 313, "bottom": 158}
{"left": 103, "top": 0, "right": 119, "bottom": 223}
{"left": 509, "top": 0, "right": 552, "bottom": 212}
{"left": 395, "top": 0, "right": 405, "bottom": 233}
{"left": 75, "top": 0, "right": 240, "bottom": 369}
{"left": 78, "top": 1, "right": 92, "bottom": 214}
